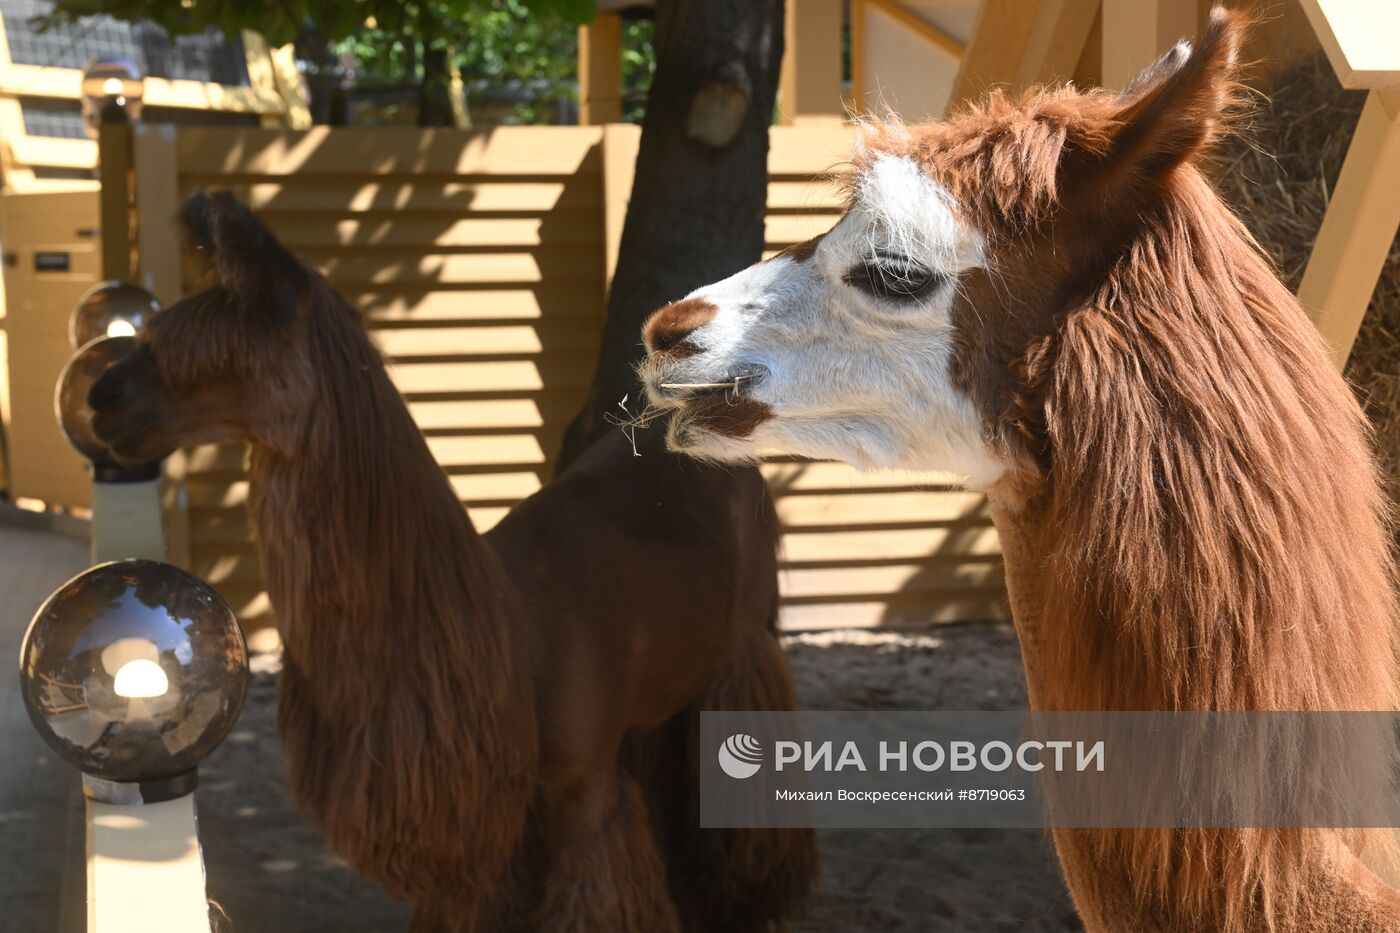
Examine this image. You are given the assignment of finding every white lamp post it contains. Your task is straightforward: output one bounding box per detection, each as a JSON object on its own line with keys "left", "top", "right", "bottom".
{"left": 20, "top": 559, "right": 247, "bottom": 932}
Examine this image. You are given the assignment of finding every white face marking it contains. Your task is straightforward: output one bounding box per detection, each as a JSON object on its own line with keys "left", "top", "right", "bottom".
{"left": 641, "top": 154, "right": 1007, "bottom": 489}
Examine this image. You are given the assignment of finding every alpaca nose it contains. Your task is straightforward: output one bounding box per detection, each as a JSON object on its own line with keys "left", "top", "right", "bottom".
{"left": 643, "top": 297, "right": 718, "bottom": 357}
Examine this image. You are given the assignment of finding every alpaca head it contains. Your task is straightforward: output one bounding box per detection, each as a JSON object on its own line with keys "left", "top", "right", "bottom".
{"left": 640, "top": 9, "right": 1243, "bottom": 489}
{"left": 89, "top": 191, "right": 332, "bottom": 463}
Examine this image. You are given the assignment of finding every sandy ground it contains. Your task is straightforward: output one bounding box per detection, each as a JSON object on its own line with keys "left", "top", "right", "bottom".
{"left": 199, "top": 624, "right": 1080, "bottom": 932}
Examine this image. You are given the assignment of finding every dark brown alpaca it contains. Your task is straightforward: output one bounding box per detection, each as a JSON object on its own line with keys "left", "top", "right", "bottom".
{"left": 638, "top": 9, "right": 1400, "bottom": 931}
{"left": 87, "top": 191, "right": 817, "bottom": 931}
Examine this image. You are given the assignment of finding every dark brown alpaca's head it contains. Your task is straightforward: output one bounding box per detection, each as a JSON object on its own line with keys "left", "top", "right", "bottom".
{"left": 90, "top": 190, "right": 336, "bottom": 462}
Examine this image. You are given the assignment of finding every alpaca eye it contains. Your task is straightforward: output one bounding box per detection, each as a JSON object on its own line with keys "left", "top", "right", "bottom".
{"left": 845, "top": 258, "right": 946, "bottom": 304}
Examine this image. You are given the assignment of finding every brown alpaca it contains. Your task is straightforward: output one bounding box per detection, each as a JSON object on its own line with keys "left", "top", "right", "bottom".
{"left": 87, "top": 191, "right": 817, "bottom": 931}
{"left": 638, "top": 9, "right": 1400, "bottom": 931}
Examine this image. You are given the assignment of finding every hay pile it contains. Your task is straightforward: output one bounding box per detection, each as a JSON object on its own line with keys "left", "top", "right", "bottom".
{"left": 1211, "top": 54, "right": 1400, "bottom": 516}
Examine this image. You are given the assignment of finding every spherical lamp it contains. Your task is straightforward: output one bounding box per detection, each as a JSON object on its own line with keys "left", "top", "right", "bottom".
{"left": 70, "top": 281, "right": 159, "bottom": 349}
{"left": 19, "top": 559, "right": 248, "bottom": 803}
{"left": 80, "top": 57, "right": 144, "bottom": 137}
{"left": 55, "top": 334, "right": 160, "bottom": 482}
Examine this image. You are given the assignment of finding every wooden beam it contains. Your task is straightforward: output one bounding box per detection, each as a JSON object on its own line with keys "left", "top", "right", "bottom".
{"left": 0, "top": 64, "right": 284, "bottom": 114}
{"left": 866, "top": 0, "right": 964, "bottom": 60}
{"left": 578, "top": 12, "right": 623, "bottom": 125}
{"left": 1298, "top": 0, "right": 1400, "bottom": 90}
{"left": 1101, "top": 0, "right": 1200, "bottom": 89}
{"left": 98, "top": 120, "right": 133, "bottom": 282}
{"left": 1016, "top": 0, "right": 1101, "bottom": 88}
{"left": 1297, "top": 89, "right": 1400, "bottom": 370}
{"left": 948, "top": 0, "right": 1040, "bottom": 113}
{"left": 779, "top": 0, "right": 845, "bottom": 124}
{"left": 133, "top": 124, "right": 181, "bottom": 306}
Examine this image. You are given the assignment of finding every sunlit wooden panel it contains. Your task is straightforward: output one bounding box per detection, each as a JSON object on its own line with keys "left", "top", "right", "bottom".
{"left": 769, "top": 124, "right": 856, "bottom": 176}
{"left": 780, "top": 524, "right": 1003, "bottom": 563}
{"left": 426, "top": 434, "right": 551, "bottom": 468}
{"left": 768, "top": 178, "right": 847, "bottom": 211}
{"left": 406, "top": 394, "right": 581, "bottom": 431}
{"left": 780, "top": 591, "right": 1011, "bottom": 630}
{"left": 175, "top": 125, "right": 606, "bottom": 177}
{"left": 372, "top": 321, "right": 601, "bottom": 358}
{"left": 781, "top": 560, "right": 1004, "bottom": 598}
{"left": 448, "top": 471, "right": 545, "bottom": 503}
{"left": 776, "top": 489, "right": 990, "bottom": 527}
{"left": 209, "top": 180, "right": 602, "bottom": 214}
{"left": 186, "top": 479, "right": 250, "bottom": 510}
{"left": 262, "top": 214, "right": 602, "bottom": 249}
{"left": 352, "top": 286, "right": 604, "bottom": 322}
{"left": 760, "top": 460, "right": 967, "bottom": 494}
{"left": 311, "top": 249, "right": 601, "bottom": 286}
{"left": 182, "top": 443, "right": 247, "bottom": 475}
{"left": 386, "top": 356, "right": 594, "bottom": 394}
{"left": 765, "top": 213, "right": 843, "bottom": 245}
{"left": 188, "top": 509, "right": 255, "bottom": 544}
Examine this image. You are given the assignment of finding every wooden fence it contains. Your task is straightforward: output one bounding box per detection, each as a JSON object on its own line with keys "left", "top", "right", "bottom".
{"left": 119, "top": 123, "right": 1007, "bottom": 632}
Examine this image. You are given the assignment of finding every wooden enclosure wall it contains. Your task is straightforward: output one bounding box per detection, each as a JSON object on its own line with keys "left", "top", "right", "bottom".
{"left": 130, "top": 124, "right": 1008, "bottom": 632}
{"left": 0, "top": 188, "right": 102, "bottom": 507}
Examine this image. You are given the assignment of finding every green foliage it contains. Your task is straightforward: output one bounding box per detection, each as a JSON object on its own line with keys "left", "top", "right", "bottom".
{"left": 620, "top": 17, "right": 654, "bottom": 123}
{"left": 40, "top": 0, "right": 657, "bottom": 128}
{"left": 40, "top": 0, "right": 597, "bottom": 49}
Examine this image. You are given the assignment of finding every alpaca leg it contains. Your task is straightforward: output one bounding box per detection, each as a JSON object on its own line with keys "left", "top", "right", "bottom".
{"left": 534, "top": 772, "right": 682, "bottom": 933}
{"left": 658, "top": 631, "right": 820, "bottom": 932}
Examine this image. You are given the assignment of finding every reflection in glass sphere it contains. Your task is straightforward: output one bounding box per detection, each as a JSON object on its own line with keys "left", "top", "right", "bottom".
{"left": 20, "top": 559, "right": 248, "bottom": 783}
{"left": 69, "top": 281, "right": 160, "bottom": 349}
{"left": 55, "top": 335, "right": 143, "bottom": 474}
{"left": 80, "top": 57, "right": 144, "bottom": 137}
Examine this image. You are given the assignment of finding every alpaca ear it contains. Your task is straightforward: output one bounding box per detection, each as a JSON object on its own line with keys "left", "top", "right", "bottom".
{"left": 180, "top": 189, "right": 306, "bottom": 322}
{"left": 1100, "top": 7, "right": 1244, "bottom": 186}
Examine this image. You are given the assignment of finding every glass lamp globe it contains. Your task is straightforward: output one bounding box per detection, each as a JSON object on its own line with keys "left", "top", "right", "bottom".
{"left": 70, "top": 281, "right": 159, "bottom": 349}
{"left": 19, "top": 560, "right": 248, "bottom": 802}
{"left": 55, "top": 334, "right": 159, "bottom": 481}
{"left": 80, "top": 57, "right": 144, "bottom": 137}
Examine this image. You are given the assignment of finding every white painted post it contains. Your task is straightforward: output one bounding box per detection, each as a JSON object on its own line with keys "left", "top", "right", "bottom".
{"left": 90, "top": 477, "right": 166, "bottom": 563}
{"left": 87, "top": 797, "right": 211, "bottom": 933}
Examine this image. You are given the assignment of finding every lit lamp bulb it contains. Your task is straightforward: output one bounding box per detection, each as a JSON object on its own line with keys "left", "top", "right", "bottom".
{"left": 19, "top": 560, "right": 248, "bottom": 803}
{"left": 69, "top": 281, "right": 159, "bottom": 349}
{"left": 80, "top": 57, "right": 144, "bottom": 138}
{"left": 114, "top": 658, "right": 169, "bottom": 699}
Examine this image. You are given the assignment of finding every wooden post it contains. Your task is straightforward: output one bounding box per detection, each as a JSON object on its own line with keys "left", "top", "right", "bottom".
{"left": 778, "top": 0, "right": 845, "bottom": 125}
{"left": 97, "top": 118, "right": 134, "bottom": 282}
{"left": 1101, "top": 0, "right": 1201, "bottom": 88}
{"left": 132, "top": 122, "right": 189, "bottom": 568}
{"left": 87, "top": 797, "right": 210, "bottom": 933}
{"left": 1296, "top": 89, "right": 1400, "bottom": 370}
{"left": 579, "top": 13, "right": 623, "bottom": 125}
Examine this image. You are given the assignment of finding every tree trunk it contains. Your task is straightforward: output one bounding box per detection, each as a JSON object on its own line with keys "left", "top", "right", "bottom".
{"left": 296, "top": 28, "right": 339, "bottom": 126}
{"left": 556, "top": 0, "right": 786, "bottom": 467}
{"left": 418, "top": 42, "right": 459, "bottom": 127}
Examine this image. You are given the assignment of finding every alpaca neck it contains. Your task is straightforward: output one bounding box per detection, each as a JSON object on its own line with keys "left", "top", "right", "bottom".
{"left": 240, "top": 304, "right": 538, "bottom": 904}
{"left": 244, "top": 312, "right": 522, "bottom": 693}
{"left": 984, "top": 492, "right": 1063, "bottom": 709}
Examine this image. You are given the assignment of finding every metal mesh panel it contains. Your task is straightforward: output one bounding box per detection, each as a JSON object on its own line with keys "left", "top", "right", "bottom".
{"left": 18, "top": 95, "right": 84, "bottom": 138}
{"left": 1, "top": 0, "right": 249, "bottom": 85}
